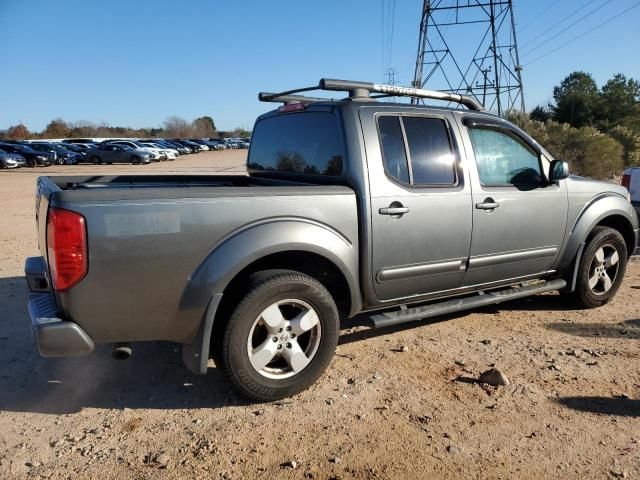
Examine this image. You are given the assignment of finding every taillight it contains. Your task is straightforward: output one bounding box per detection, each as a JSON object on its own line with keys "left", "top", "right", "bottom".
{"left": 622, "top": 173, "right": 631, "bottom": 190}
{"left": 47, "top": 208, "right": 87, "bottom": 291}
{"left": 278, "top": 103, "right": 306, "bottom": 112}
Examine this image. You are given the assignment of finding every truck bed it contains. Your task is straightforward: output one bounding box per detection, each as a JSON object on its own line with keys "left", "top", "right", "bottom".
{"left": 35, "top": 174, "right": 359, "bottom": 346}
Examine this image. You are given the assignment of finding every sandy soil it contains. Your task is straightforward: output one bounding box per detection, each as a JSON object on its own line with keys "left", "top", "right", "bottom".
{"left": 0, "top": 150, "right": 639, "bottom": 479}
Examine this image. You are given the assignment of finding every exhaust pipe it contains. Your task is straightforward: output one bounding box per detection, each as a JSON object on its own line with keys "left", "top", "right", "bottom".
{"left": 112, "top": 343, "right": 132, "bottom": 360}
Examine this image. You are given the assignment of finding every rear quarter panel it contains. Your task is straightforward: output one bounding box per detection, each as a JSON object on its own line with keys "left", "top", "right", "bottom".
{"left": 48, "top": 186, "right": 359, "bottom": 344}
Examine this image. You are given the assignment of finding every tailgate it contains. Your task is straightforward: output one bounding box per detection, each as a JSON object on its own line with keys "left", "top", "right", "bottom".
{"left": 35, "top": 176, "right": 61, "bottom": 259}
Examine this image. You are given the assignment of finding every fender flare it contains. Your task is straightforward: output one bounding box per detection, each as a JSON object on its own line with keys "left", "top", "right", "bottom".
{"left": 181, "top": 217, "right": 360, "bottom": 374}
{"left": 556, "top": 193, "right": 638, "bottom": 276}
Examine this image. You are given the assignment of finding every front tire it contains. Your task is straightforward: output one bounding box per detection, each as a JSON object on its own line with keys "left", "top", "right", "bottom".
{"left": 572, "top": 226, "right": 627, "bottom": 308}
{"left": 91, "top": 156, "right": 101, "bottom": 165}
{"left": 220, "top": 270, "right": 339, "bottom": 401}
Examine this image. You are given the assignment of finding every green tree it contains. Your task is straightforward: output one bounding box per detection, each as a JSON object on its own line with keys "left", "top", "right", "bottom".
{"left": 530, "top": 105, "right": 552, "bottom": 122}
{"left": 607, "top": 125, "right": 640, "bottom": 166}
{"left": 43, "top": 118, "right": 70, "bottom": 138}
{"left": 552, "top": 71, "right": 599, "bottom": 128}
{"left": 598, "top": 73, "right": 640, "bottom": 131}
{"left": 192, "top": 116, "right": 216, "bottom": 137}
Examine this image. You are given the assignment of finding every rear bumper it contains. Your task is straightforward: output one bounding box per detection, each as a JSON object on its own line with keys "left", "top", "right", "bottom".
{"left": 25, "top": 256, "right": 94, "bottom": 357}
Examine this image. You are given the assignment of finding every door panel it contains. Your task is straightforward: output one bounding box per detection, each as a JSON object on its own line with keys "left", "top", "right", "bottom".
{"left": 458, "top": 118, "right": 568, "bottom": 286}
{"left": 360, "top": 109, "right": 473, "bottom": 301}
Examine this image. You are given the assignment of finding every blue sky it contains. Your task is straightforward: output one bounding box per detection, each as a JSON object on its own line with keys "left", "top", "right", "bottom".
{"left": 1, "top": 0, "right": 639, "bottom": 132}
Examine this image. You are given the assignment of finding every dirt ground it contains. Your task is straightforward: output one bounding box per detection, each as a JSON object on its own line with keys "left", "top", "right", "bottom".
{"left": 1, "top": 150, "right": 639, "bottom": 479}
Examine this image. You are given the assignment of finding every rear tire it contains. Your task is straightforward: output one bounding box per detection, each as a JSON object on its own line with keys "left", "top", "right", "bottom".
{"left": 571, "top": 226, "right": 627, "bottom": 308}
{"left": 219, "top": 270, "right": 339, "bottom": 401}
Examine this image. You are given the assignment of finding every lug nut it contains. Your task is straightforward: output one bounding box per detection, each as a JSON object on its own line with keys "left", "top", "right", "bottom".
{"left": 272, "top": 337, "right": 278, "bottom": 342}
{"left": 286, "top": 342, "right": 292, "bottom": 349}
{"left": 277, "top": 344, "right": 283, "bottom": 350}
{"left": 290, "top": 333, "right": 296, "bottom": 338}
{"left": 278, "top": 328, "right": 283, "bottom": 333}
{"left": 286, "top": 326, "right": 291, "bottom": 331}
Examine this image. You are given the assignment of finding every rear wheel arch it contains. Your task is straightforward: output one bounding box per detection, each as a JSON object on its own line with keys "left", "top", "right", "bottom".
{"left": 180, "top": 220, "right": 360, "bottom": 376}
{"left": 208, "top": 250, "right": 353, "bottom": 368}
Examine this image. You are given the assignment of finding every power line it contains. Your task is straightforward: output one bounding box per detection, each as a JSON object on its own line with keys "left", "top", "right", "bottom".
{"left": 381, "top": 0, "right": 385, "bottom": 77}
{"left": 522, "top": 0, "right": 614, "bottom": 57}
{"left": 518, "top": 0, "right": 557, "bottom": 33}
{"left": 520, "top": 0, "right": 599, "bottom": 49}
{"left": 388, "top": 0, "right": 397, "bottom": 68}
{"left": 525, "top": 1, "right": 640, "bottom": 66}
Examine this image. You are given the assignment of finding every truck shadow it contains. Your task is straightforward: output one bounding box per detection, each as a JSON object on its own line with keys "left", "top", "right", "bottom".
{"left": 0, "top": 276, "right": 243, "bottom": 414}
{"left": 544, "top": 318, "right": 640, "bottom": 339}
{"left": 556, "top": 396, "right": 640, "bottom": 417}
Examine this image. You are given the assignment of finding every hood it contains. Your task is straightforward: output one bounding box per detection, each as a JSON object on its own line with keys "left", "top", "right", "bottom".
{"left": 565, "top": 175, "right": 628, "bottom": 198}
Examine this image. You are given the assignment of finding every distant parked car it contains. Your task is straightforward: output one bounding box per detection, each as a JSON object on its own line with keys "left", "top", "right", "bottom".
{"left": 28, "top": 142, "right": 82, "bottom": 165}
{"left": 206, "top": 139, "right": 229, "bottom": 150}
{"left": 62, "top": 138, "right": 97, "bottom": 144}
{"left": 140, "top": 140, "right": 180, "bottom": 157}
{"left": 622, "top": 167, "right": 640, "bottom": 221}
{"left": 106, "top": 140, "right": 164, "bottom": 161}
{"left": 199, "top": 139, "right": 224, "bottom": 151}
{"left": 162, "top": 140, "right": 191, "bottom": 154}
{"left": 62, "top": 142, "right": 92, "bottom": 150}
{"left": 0, "top": 149, "right": 25, "bottom": 168}
{"left": 188, "top": 139, "right": 211, "bottom": 151}
{"left": 139, "top": 142, "right": 176, "bottom": 160}
{"left": 58, "top": 142, "right": 88, "bottom": 161}
{"left": 0, "top": 143, "right": 51, "bottom": 167}
{"left": 85, "top": 144, "right": 151, "bottom": 164}
{"left": 173, "top": 139, "right": 203, "bottom": 152}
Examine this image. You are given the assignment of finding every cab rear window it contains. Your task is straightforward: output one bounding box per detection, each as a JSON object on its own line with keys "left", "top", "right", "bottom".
{"left": 248, "top": 112, "right": 344, "bottom": 176}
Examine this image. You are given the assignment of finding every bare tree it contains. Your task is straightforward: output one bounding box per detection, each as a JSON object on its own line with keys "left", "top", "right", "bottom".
{"left": 163, "top": 116, "right": 193, "bottom": 138}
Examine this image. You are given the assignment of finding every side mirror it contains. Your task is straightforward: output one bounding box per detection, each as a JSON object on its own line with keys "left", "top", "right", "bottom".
{"left": 549, "top": 160, "right": 569, "bottom": 182}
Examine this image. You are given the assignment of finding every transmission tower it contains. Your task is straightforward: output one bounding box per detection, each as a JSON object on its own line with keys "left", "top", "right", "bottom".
{"left": 411, "top": 0, "right": 525, "bottom": 115}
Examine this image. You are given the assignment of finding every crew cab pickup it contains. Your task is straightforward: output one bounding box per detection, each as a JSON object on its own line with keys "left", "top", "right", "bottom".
{"left": 26, "top": 79, "right": 639, "bottom": 401}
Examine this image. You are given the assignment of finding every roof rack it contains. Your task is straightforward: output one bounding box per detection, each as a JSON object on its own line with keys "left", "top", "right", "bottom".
{"left": 258, "top": 78, "right": 484, "bottom": 111}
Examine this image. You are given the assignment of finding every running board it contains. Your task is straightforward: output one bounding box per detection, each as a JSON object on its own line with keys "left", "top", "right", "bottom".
{"left": 370, "top": 279, "right": 567, "bottom": 329}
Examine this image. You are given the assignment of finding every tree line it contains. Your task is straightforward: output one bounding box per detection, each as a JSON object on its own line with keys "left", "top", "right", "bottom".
{"left": 0, "top": 115, "right": 251, "bottom": 141}
{"left": 509, "top": 71, "right": 640, "bottom": 179}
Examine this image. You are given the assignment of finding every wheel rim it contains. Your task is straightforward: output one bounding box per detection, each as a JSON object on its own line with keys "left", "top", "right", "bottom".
{"left": 588, "top": 243, "right": 620, "bottom": 295}
{"left": 246, "top": 299, "right": 322, "bottom": 379}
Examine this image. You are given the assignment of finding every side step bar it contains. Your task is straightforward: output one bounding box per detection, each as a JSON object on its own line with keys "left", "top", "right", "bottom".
{"left": 370, "top": 279, "right": 567, "bottom": 329}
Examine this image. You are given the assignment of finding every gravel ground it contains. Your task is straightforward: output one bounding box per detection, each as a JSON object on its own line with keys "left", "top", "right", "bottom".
{"left": 1, "top": 150, "right": 639, "bottom": 479}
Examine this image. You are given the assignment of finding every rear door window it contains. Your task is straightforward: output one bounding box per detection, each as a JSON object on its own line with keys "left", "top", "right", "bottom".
{"left": 377, "top": 115, "right": 457, "bottom": 186}
{"left": 378, "top": 116, "right": 410, "bottom": 184}
{"left": 403, "top": 117, "right": 456, "bottom": 185}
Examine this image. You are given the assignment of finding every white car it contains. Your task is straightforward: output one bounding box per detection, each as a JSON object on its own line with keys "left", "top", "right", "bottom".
{"left": 110, "top": 140, "right": 166, "bottom": 161}
{"left": 140, "top": 142, "right": 176, "bottom": 160}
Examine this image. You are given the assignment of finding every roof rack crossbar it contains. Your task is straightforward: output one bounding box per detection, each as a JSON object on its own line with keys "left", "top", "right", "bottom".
{"left": 258, "top": 78, "right": 485, "bottom": 111}
{"left": 258, "top": 92, "right": 331, "bottom": 105}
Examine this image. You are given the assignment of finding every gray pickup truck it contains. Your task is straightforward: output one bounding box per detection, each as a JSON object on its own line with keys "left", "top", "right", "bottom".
{"left": 26, "top": 79, "right": 639, "bottom": 401}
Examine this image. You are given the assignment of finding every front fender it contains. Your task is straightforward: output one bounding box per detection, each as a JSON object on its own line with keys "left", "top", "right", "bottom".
{"left": 556, "top": 193, "right": 638, "bottom": 272}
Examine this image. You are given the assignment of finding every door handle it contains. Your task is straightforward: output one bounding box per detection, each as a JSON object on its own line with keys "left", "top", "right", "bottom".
{"left": 379, "top": 206, "right": 409, "bottom": 215}
{"left": 475, "top": 198, "right": 500, "bottom": 210}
